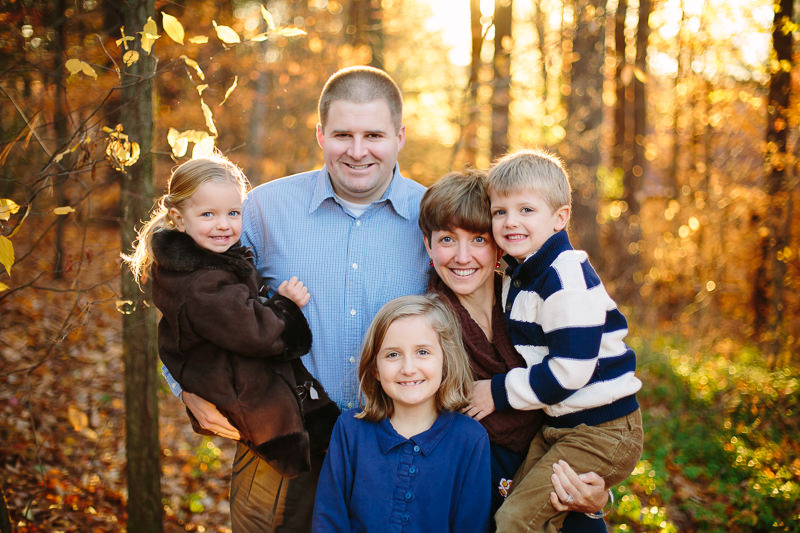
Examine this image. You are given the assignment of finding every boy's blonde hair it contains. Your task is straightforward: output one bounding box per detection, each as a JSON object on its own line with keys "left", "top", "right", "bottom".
{"left": 122, "top": 154, "right": 249, "bottom": 285}
{"left": 357, "top": 294, "right": 473, "bottom": 422}
{"left": 418, "top": 169, "right": 491, "bottom": 241}
{"left": 318, "top": 65, "right": 403, "bottom": 132}
{"left": 488, "top": 149, "right": 572, "bottom": 212}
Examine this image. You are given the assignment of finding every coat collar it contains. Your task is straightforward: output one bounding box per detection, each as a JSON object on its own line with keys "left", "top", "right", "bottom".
{"left": 152, "top": 229, "right": 253, "bottom": 278}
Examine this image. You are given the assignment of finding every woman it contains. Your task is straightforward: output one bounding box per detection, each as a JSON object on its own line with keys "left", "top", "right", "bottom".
{"left": 418, "top": 170, "right": 610, "bottom": 531}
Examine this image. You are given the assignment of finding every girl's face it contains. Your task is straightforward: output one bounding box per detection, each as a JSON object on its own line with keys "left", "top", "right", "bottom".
{"left": 375, "top": 315, "right": 443, "bottom": 418}
{"left": 170, "top": 180, "right": 243, "bottom": 253}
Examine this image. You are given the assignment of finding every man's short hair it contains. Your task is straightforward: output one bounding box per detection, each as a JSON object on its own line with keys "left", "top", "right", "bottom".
{"left": 487, "top": 149, "right": 572, "bottom": 212}
{"left": 318, "top": 66, "right": 403, "bottom": 132}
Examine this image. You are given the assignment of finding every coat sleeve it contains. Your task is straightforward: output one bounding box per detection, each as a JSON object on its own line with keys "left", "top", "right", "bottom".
{"left": 311, "top": 416, "right": 352, "bottom": 533}
{"left": 451, "top": 428, "right": 491, "bottom": 533}
{"left": 182, "top": 270, "right": 311, "bottom": 359}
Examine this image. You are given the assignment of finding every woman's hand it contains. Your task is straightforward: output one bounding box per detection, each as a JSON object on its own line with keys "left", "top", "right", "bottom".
{"left": 182, "top": 391, "right": 241, "bottom": 440}
{"left": 549, "top": 459, "right": 608, "bottom": 513}
{"left": 278, "top": 276, "right": 310, "bottom": 308}
{"left": 462, "top": 379, "right": 496, "bottom": 421}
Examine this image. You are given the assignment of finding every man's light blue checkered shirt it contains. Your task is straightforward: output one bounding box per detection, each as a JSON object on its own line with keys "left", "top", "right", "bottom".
{"left": 163, "top": 166, "right": 429, "bottom": 409}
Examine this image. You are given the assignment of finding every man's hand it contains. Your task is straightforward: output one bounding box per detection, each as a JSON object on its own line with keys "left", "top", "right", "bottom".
{"left": 549, "top": 459, "right": 608, "bottom": 513}
{"left": 278, "top": 276, "right": 310, "bottom": 308}
{"left": 462, "top": 379, "right": 496, "bottom": 421}
{"left": 182, "top": 391, "right": 241, "bottom": 440}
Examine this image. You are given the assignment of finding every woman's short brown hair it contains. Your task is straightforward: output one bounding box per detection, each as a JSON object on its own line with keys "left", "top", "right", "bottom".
{"left": 418, "top": 169, "right": 491, "bottom": 242}
{"left": 356, "top": 294, "right": 473, "bottom": 422}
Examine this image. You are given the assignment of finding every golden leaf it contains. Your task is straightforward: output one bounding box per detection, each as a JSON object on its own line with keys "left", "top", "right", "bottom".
{"left": 180, "top": 55, "right": 205, "bottom": 80}
{"left": 220, "top": 76, "right": 238, "bottom": 105}
{"left": 167, "top": 127, "right": 180, "bottom": 146}
{"left": 0, "top": 198, "right": 20, "bottom": 221}
{"left": 201, "top": 99, "right": 218, "bottom": 136}
{"left": 196, "top": 84, "right": 208, "bottom": 95}
{"left": 65, "top": 58, "right": 84, "bottom": 75}
{"left": 213, "top": 20, "right": 241, "bottom": 44}
{"left": 80, "top": 62, "right": 98, "bottom": 79}
{"left": 67, "top": 405, "right": 88, "bottom": 432}
{"left": 116, "top": 27, "right": 133, "bottom": 50}
{"left": 171, "top": 136, "right": 189, "bottom": 157}
{"left": 273, "top": 27, "right": 307, "bottom": 38}
{"left": 53, "top": 206, "right": 76, "bottom": 215}
{"left": 188, "top": 35, "right": 209, "bottom": 44}
{"left": 192, "top": 136, "right": 216, "bottom": 159}
{"left": 0, "top": 235, "right": 14, "bottom": 276}
{"left": 123, "top": 50, "right": 139, "bottom": 66}
{"left": 0, "top": 281, "right": 8, "bottom": 292}
{"left": 251, "top": 33, "right": 269, "bottom": 42}
{"left": 182, "top": 130, "right": 210, "bottom": 143}
{"left": 115, "top": 300, "right": 136, "bottom": 314}
{"left": 261, "top": 6, "right": 277, "bottom": 31}
{"left": 139, "top": 17, "right": 160, "bottom": 54}
{"left": 633, "top": 67, "right": 647, "bottom": 84}
{"left": 161, "top": 12, "right": 184, "bottom": 44}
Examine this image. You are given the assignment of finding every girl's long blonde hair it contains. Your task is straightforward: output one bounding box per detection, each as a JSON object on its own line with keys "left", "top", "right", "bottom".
{"left": 122, "top": 154, "right": 249, "bottom": 285}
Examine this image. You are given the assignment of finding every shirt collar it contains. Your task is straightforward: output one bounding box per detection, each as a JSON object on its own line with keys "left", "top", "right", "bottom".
{"left": 505, "top": 230, "right": 572, "bottom": 283}
{"left": 308, "top": 165, "right": 416, "bottom": 221}
{"left": 376, "top": 410, "right": 457, "bottom": 456}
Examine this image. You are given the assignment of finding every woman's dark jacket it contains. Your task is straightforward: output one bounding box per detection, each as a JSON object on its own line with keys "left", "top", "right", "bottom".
{"left": 428, "top": 272, "right": 543, "bottom": 454}
{"left": 151, "top": 230, "right": 338, "bottom": 477}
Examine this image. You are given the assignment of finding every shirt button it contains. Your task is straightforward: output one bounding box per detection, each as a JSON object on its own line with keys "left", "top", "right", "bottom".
{"left": 352, "top": 263, "right": 358, "bottom": 270}
{"left": 350, "top": 309, "right": 356, "bottom": 316}
{"left": 404, "top": 491, "right": 413, "bottom": 501}
{"left": 355, "top": 220, "right": 361, "bottom": 226}
{"left": 413, "top": 445, "right": 420, "bottom": 453}
{"left": 408, "top": 466, "right": 417, "bottom": 475}
{"left": 349, "top": 357, "right": 355, "bottom": 364}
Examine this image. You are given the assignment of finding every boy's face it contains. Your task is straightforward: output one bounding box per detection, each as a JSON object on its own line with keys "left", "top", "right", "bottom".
{"left": 489, "top": 189, "right": 569, "bottom": 262}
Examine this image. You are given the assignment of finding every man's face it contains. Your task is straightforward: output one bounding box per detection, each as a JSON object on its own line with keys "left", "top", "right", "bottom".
{"left": 316, "top": 99, "right": 405, "bottom": 204}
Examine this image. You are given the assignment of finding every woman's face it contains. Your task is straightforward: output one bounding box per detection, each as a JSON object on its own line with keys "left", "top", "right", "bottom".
{"left": 425, "top": 227, "right": 498, "bottom": 299}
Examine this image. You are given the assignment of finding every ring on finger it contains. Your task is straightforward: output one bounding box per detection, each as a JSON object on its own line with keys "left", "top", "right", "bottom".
{"left": 565, "top": 494, "right": 573, "bottom": 504}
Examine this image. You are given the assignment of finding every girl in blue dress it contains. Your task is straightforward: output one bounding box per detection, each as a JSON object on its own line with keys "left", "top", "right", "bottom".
{"left": 312, "top": 294, "right": 491, "bottom": 532}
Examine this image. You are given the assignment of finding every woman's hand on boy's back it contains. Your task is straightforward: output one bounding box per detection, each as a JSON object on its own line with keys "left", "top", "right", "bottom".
{"left": 182, "top": 391, "right": 241, "bottom": 440}
{"left": 278, "top": 276, "right": 310, "bottom": 308}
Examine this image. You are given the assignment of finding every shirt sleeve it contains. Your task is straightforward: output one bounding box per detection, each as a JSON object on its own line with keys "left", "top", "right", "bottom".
{"left": 161, "top": 363, "right": 183, "bottom": 397}
{"left": 502, "top": 285, "right": 606, "bottom": 410}
{"left": 312, "top": 416, "right": 352, "bottom": 533}
{"left": 451, "top": 427, "right": 491, "bottom": 532}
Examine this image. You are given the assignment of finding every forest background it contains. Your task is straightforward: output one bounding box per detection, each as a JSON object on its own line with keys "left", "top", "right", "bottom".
{"left": 1, "top": 0, "right": 798, "bottom": 531}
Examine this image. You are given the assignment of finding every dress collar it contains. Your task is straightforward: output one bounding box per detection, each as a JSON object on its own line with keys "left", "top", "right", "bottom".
{"left": 375, "top": 410, "right": 457, "bottom": 456}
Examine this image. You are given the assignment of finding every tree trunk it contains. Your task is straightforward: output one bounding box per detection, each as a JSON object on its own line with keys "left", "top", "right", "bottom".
{"left": 668, "top": 0, "right": 686, "bottom": 196}
{"left": 612, "top": 0, "right": 629, "bottom": 178}
{"left": 760, "top": 0, "right": 794, "bottom": 358}
{"left": 629, "top": 0, "right": 650, "bottom": 218}
{"left": 52, "top": 0, "right": 69, "bottom": 279}
{"left": 348, "top": 0, "right": 384, "bottom": 69}
{"left": 534, "top": 0, "right": 548, "bottom": 137}
{"left": 462, "top": 0, "right": 483, "bottom": 167}
{"left": 491, "top": 0, "right": 512, "bottom": 160}
{"left": 564, "top": 0, "right": 605, "bottom": 266}
{"left": 120, "top": 0, "right": 162, "bottom": 530}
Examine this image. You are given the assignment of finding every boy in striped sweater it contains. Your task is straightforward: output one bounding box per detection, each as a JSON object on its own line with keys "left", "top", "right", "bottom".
{"left": 467, "top": 149, "right": 643, "bottom": 533}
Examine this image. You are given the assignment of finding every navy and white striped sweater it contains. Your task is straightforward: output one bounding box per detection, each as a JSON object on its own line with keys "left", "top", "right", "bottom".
{"left": 490, "top": 230, "right": 641, "bottom": 428}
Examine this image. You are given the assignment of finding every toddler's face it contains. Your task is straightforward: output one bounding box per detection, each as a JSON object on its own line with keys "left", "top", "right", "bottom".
{"left": 170, "top": 180, "right": 243, "bottom": 253}
{"left": 375, "top": 315, "right": 443, "bottom": 418}
{"left": 489, "top": 189, "right": 568, "bottom": 262}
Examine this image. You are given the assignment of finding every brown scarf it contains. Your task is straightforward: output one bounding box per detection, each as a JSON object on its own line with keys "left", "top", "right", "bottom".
{"left": 428, "top": 273, "right": 543, "bottom": 454}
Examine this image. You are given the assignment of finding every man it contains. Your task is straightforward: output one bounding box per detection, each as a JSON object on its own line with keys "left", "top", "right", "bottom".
{"left": 165, "top": 66, "right": 429, "bottom": 531}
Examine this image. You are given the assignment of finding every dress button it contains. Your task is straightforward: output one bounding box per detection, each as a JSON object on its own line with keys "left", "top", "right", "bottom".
{"left": 413, "top": 445, "right": 420, "bottom": 453}
{"left": 408, "top": 466, "right": 417, "bottom": 475}
{"left": 401, "top": 513, "right": 410, "bottom": 523}
{"left": 405, "top": 491, "right": 413, "bottom": 501}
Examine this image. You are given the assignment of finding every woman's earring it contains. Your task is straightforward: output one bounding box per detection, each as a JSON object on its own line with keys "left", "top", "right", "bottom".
{"left": 495, "top": 261, "right": 501, "bottom": 269}
{"left": 429, "top": 259, "right": 434, "bottom": 267}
